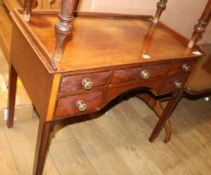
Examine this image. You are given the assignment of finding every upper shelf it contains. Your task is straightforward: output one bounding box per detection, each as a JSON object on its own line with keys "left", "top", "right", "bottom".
{"left": 12, "top": 10, "right": 204, "bottom": 73}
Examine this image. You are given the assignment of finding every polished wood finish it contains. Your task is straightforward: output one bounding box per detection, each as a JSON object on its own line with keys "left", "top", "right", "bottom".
{"left": 53, "top": 0, "right": 79, "bottom": 64}
{"left": 18, "top": 11, "right": 202, "bottom": 71}
{"left": 33, "top": 120, "right": 53, "bottom": 175}
{"left": 7, "top": 65, "right": 18, "bottom": 128}
{"left": 186, "top": 44, "right": 211, "bottom": 94}
{"left": 160, "top": 74, "right": 188, "bottom": 95}
{"left": 149, "top": 88, "right": 184, "bottom": 142}
{"left": 55, "top": 90, "right": 104, "bottom": 118}
{"left": 0, "top": 0, "right": 22, "bottom": 60}
{"left": 24, "top": 0, "right": 37, "bottom": 14}
{"left": 10, "top": 17, "right": 55, "bottom": 119}
{"left": 112, "top": 63, "right": 170, "bottom": 84}
{"left": 23, "top": 0, "right": 37, "bottom": 21}
{"left": 169, "top": 60, "right": 197, "bottom": 75}
{"left": 188, "top": 0, "right": 211, "bottom": 48}
{"left": 60, "top": 70, "right": 111, "bottom": 93}
{"left": 46, "top": 74, "right": 61, "bottom": 121}
{"left": 137, "top": 93, "right": 172, "bottom": 143}
{"left": 3, "top": 0, "right": 21, "bottom": 12}
{"left": 8, "top": 6, "right": 204, "bottom": 175}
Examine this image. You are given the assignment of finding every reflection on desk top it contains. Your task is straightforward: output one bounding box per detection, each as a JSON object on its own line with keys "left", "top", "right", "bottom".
{"left": 13, "top": 10, "right": 204, "bottom": 73}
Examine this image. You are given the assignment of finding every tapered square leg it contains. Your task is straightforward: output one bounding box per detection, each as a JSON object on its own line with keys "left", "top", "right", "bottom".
{"left": 33, "top": 120, "right": 53, "bottom": 175}
{"left": 7, "top": 64, "right": 18, "bottom": 128}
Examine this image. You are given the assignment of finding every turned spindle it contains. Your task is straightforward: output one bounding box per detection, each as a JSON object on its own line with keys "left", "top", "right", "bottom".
{"left": 50, "top": 0, "right": 56, "bottom": 4}
{"left": 188, "top": 0, "right": 211, "bottom": 48}
{"left": 23, "top": 0, "right": 37, "bottom": 22}
{"left": 52, "top": 0, "right": 79, "bottom": 64}
{"left": 152, "top": 0, "right": 168, "bottom": 24}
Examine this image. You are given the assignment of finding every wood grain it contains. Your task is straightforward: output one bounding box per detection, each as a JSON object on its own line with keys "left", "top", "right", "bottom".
{"left": 10, "top": 22, "right": 54, "bottom": 119}
{"left": 17, "top": 10, "right": 203, "bottom": 72}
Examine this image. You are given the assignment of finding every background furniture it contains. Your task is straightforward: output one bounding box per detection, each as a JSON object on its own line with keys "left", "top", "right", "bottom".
{"left": 186, "top": 44, "right": 211, "bottom": 95}
{"left": 186, "top": 0, "right": 211, "bottom": 95}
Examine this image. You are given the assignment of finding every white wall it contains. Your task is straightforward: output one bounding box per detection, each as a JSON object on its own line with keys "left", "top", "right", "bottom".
{"left": 78, "top": 0, "right": 211, "bottom": 44}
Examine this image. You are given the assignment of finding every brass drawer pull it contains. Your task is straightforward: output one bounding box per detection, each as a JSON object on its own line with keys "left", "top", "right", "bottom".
{"left": 174, "top": 80, "right": 182, "bottom": 88}
{"left": 140, "top": 70, "right": 150, "bottom": 80}
{"left": 82, "top": 78, "right": 94, "bottom": 90}
{"left": 76, "top": 100, "right": 87, "bottom": 112}
{"left": 182, "top": 64, "right": 190, "bottom": 73}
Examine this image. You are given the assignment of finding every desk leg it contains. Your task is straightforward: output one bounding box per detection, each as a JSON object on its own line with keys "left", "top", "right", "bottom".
{"left": 149, "top": 88, "right": 184, "bottom": 142}
{"left": 33, "top": 120, "right": 53, "bottom": 175}
{"left": 7, "top": 65, "right": 18, "bottom": 128}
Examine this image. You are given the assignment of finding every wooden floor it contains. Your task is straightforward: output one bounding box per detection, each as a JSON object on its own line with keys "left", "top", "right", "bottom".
{"left": 0, "top": 50, "right": 211, "bottom": 175}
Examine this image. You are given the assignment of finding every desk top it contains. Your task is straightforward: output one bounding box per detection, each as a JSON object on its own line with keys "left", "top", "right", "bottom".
{"left": 13, "top": 10, "right": 204, "bottom": 73}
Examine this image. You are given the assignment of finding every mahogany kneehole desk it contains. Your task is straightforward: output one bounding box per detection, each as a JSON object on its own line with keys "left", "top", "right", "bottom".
{"left": 8, "top": 10, "right": 204, "bottom": 175}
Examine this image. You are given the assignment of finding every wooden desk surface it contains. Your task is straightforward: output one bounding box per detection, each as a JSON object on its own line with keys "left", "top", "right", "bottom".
{"left": 14, "top": 10, "right": 204, "bottom": 73}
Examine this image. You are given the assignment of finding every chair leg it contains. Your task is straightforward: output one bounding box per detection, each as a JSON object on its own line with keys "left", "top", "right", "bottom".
{"left": 149, "top": 88, "right": 184, "bottom": 142}
{"left": 137, "top": 93, "right": 172, "bottom": 143}
{"left": 7, "top": 65, "right": 17, "bottom": 128}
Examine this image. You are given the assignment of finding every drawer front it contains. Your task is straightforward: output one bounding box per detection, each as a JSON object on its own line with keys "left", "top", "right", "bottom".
{"left": 169, "top": 60, "right": 196, "bottom": 75}
{"left": 159, "top": 75, "right": 188, "bottom": 95}
{"left": 112, "top": 63, "right": 170, "bottom": 84}
{"left": 60, "top": 71, "right": 111, "bottom": 92}
{"left": 55, "top": 91, "right": 103, "bottom": 118}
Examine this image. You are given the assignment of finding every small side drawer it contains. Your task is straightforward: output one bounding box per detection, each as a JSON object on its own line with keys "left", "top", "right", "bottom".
{"left": 112, "top": 63, "right": 170, "bottom": 84}
{"left": 159, "top": 75, "right": 188, "bottom": 95}
{"left": 60, "top": 71, "right": 111, "bottom": 92}
{"left": 169, "top": 60, "right": 196, "bottom": 75}
{"left": 55, "top": 91, "right": 103, "bottom": 118}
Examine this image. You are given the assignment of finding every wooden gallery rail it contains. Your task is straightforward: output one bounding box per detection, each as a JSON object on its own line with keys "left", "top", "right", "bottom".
{"left": 6, "top": 0, "right": 210, "bottom": 175}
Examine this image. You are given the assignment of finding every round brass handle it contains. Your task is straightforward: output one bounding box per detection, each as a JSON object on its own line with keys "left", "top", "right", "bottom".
{"left": 182, "top": 64, "right": 190, "bottom": 73}
{"left": 76, "top": 100, "right": 87, "bottom": 112}
{"left": 140, "top": 70, "right": 150, "bottom": 80}
{"left": 174, "top": 80, "right": 182, "bottom": 88}
{"left": 82, "top": 78, "right": 94, "bottom": 90}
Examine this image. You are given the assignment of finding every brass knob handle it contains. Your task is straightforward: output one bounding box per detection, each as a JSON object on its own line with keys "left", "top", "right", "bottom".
{"left": 140, "top": 70, "right": 150, "bottom": 80}
{"left": 174, "top": 80, "right": 182, "bottom": 88}
{"left": 76, "top": 100, "right": 87, "bottom": 112}
{"left": 182, "top": 64, "right": 190, "bottom": 73}
{"left": 82, "top": 78, "right": 94, "bottom": 90}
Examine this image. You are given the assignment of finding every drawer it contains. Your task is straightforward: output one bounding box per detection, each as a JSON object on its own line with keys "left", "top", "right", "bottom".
{"left": 60, "top": 71, "right": 111, "bottom": 92}
{"left": 169, "top": 60, "right": 196, "bottom": 75}
{"left": 159, "top": 75, "right": 188, "bottom": 95}
{"left": 55, "top": 91, "right": 103, "bottom": 118}
{"left": 112, "top": 63, "right": 170, "bottom": 84}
